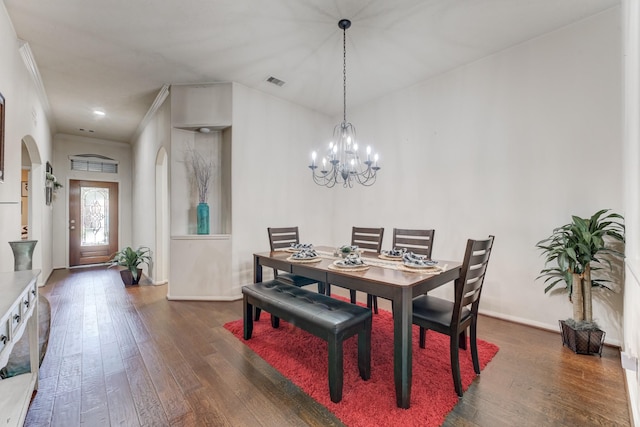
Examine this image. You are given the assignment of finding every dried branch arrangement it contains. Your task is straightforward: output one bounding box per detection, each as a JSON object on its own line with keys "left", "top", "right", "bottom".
{"left": 184, "top": 146, "right": 214, "bottom": 204}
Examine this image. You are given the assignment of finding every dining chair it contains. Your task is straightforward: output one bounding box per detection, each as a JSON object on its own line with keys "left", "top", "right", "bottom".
{"left": 255, "top": 227, "right": 324, "bottom": 321}
{"left": 411, "top": 235, "right": 494, "bottom": 397}
{"left": 350, "top": 227, "right": 384, "bottom": 313}
{"left": 267, "top": 227, "right": 322, "bottom": 292}
{"left": 392, "top": 228, "right": 435, "bottom": 258}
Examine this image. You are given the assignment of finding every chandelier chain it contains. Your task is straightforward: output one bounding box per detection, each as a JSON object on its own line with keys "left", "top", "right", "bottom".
{"left": 343, "top": 24, "right": 347, "bottom": 123}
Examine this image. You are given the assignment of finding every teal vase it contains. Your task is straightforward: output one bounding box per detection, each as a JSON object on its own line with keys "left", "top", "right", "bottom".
{"left": 197, "top": 203, "right": 210, "bottom": 234}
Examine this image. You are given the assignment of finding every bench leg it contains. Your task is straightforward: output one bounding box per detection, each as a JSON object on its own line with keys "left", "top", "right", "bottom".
{"left": 358, "top": 317, "right": 372, "bottom": 381}
{"left": 271, "top": 315, "right": 280, "bottom": 329}
{"left": 254, "top": 307, "right": 262, "bottom": 321}
{"left": 328, "top": 336, "right": 344, "bottom": 403}
{"left": 243, "top": 297, "right": 254, "bottom": 340}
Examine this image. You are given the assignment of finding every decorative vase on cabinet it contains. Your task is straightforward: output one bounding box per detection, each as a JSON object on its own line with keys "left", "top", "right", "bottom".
{"left": 197, "top": 202, "right": 210, "bottom": 235}
{"left": 8, "top": 240, "right": 38, "bottom": 271}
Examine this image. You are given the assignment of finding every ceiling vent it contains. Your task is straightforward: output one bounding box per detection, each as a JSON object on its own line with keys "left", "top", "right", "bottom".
{"left": 266, "top": 76, "right": 285, "bottom": 87}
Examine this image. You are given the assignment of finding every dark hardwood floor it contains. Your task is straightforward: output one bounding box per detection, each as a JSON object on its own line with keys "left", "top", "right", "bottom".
{"left": 24, "top": 267, "right": 631, "bottom": 426}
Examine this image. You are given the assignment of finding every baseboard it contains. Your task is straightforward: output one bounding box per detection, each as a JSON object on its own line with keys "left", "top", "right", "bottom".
{"left": 166, "top": 294, "right": 243, "bottom": 302}
{"left": 479, "top": 308, "right": 622, "bottom": 348}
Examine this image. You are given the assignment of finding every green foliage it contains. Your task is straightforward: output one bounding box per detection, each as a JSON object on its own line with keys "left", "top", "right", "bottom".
{"left": 536, "top": 209, "right": 624, "bottom": 324}
{"left": 536, "top": 209, "right": 624, "bottom": 296}
{"left": 109, "top": 246, "right": 152, "bottom": 281}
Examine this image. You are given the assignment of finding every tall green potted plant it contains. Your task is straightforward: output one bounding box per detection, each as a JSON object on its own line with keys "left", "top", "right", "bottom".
{"left": 536, "top": 209, "right": 624, "bottom": 355}
{"left": 109, "top": 246, "right": 152, "bottom": 286}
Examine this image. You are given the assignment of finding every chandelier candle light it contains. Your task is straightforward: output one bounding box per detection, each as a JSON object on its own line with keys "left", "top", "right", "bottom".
{"left": 309, "top": 19, "right": 381, "bottom": 188}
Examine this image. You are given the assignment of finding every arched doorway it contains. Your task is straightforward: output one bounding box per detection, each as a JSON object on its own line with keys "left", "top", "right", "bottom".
{"left": 155, "top": 146, "right": 169, "bottom": 285}
{"left": 20, "top": 135, "right": 44, "bottom": 274}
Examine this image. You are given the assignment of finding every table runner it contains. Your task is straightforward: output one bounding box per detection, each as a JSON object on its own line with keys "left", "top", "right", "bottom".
{"left": 314, "top": 250, "right": 447, "bottom": 273}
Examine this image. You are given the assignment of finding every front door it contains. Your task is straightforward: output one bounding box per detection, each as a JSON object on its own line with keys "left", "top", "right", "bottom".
{"left": 69, "top": 180, "right": 119, "bottom": 266}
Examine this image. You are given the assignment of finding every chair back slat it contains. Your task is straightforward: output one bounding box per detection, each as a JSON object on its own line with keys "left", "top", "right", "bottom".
{"left": 454, "top": 236, "right": 494, "bottom": 320}
{"left": 392, "top": 228, "right": 435, "bottom": 258}
{"left": 351, "top": 227, "right": 385, "bottom": 254}
{"left": 268, "top": 227, "right": 300, "bottom": 251}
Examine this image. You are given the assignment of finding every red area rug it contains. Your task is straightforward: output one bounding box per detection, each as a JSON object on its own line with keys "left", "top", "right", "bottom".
{"left": 224, "top": 305, "right": 499, "bottom": 427}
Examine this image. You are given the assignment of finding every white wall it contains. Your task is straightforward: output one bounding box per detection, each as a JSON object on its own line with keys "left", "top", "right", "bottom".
{"left": 230, "top": 83, "right": 334, "bottom": 290}
{"left": 131, "top": 96, "right": 171, "bottom": 281}
{"left": 332, "top": 9, "right": 625, "bottom": 344}
{"left": 51, "top": 134, "right": 133, "bottom": 268}
{"left": 623, "top": 0, "right": 640, "bottom": 423}
{"left": 0, "top": 3, "right": 53, "bottom": 281}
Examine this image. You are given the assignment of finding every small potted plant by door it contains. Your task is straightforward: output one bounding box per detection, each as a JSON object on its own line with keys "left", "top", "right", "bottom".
{"left": 536, "top": 209, "right": 624, "bottom": 355}
{"left": 109, "top": 246, "right": 152, "bottom": 286}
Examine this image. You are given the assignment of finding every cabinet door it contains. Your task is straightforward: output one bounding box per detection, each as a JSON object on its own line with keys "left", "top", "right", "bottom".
{"left": 9, "top": 303, "right": 21, "bottom": 337}
{"left": 0, "top": 319, "right": 9, "bottom": 355}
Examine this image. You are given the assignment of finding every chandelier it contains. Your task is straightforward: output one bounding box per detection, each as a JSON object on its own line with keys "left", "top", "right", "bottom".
{"left": 309, "top": 19, "right": 380, "bottom": 188}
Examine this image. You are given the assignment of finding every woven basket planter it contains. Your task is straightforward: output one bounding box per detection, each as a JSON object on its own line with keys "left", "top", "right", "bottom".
{"left": 559, "top": 320, "right": 605, "bottom": 356}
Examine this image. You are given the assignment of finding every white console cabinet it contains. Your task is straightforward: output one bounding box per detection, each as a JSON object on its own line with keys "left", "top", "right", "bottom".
{"left": 0, "top": 270, "right": 40, "bottom": 426}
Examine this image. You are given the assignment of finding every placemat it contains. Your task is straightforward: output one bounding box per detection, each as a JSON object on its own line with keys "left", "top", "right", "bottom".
{"left": 327, "top": 264, "right": 370, "bottom": 272}
{"left": 378, "top": 254, "right": 403, "bottom": 261}
{"left": 396, "top": 264, "right": 446, "bottom": 274}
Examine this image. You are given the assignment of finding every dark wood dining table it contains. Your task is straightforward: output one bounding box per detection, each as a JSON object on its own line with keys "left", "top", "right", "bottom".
{"left": 253, "top": 246, "right": 461, "bottom": 409}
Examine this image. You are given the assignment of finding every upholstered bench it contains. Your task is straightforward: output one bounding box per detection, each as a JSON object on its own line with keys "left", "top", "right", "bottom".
{"left": 242, "top": 280, "right": 372, "bottom": 403}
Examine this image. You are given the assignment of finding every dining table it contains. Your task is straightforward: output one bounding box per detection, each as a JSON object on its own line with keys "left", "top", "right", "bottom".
{"left": 253, "top": 245, "right": 462, "bottom": 409}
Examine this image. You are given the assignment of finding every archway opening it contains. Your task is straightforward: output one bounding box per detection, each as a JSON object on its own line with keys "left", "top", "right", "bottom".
{"left": 155, "top": 146, "right": 169, "bottom": 285}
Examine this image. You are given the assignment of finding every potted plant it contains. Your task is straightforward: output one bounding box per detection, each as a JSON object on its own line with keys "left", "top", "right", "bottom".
{"left": 536, "top": 209, "right": 624, "bottom": 355}
{"left": 109, "top": 246, "right": 152, "bottom": 286}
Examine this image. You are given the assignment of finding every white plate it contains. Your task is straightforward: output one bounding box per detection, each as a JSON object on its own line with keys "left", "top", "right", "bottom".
{"left": 333, "top": 259, "right": 367, "bottom": 269}
{"left": 381, "top": 252, "right": 403, "bottom": 259}
{"left": 402, "top": 262, "right": 438, "bottom": 269}
{"left": 292, "top": 255, "right": 318, "bottom": 260}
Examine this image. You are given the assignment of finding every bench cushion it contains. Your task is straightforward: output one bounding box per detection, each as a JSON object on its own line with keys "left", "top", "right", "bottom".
{"left": 243, "top": 280, "right": 370, "bottom": 335}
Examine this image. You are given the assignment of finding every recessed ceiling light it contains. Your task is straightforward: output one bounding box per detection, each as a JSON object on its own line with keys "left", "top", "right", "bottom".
{"left": 199, "top": 127, "right": 211, "bottom": 133}
{"left": 93, "top": 109, "right": 105, "bottom": 117}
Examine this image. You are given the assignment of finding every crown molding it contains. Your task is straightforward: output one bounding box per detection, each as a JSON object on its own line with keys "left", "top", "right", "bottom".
{"left": 132, "top": 84, "right": 170, "bottom": 142}
{"left": 54, "top": 133, "right": 131, "bottom": 148}
{"left": 18, "top": 40, "right": 55, "bottom": 132}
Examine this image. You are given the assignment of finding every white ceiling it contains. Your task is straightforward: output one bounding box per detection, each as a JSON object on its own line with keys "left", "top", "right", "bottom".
{"left": 3, "top": 0, "right": 619, "bottom": 143}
